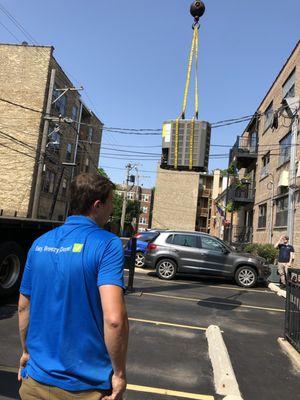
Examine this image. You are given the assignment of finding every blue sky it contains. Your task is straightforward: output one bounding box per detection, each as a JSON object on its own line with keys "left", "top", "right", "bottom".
{"left": 1, "top": 0, "right": 299, "bottom": 187}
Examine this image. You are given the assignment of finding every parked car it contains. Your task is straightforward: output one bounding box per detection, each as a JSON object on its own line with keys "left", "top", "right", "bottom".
{"left": 144, "top": 231, "right": 271, "bottom": 287}
{"left": 125, "top": 230, "right": 162, "bottom": 268}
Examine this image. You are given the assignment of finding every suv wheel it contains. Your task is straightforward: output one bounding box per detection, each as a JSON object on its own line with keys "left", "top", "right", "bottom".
{"left": 235, "top": 266, "right": 258, "bottom": 288}
{"left": 135, "top": 252, "right": 145, "bottom": 268}
{"left": 156, "top": 259, "right": 177, "bottom": 280}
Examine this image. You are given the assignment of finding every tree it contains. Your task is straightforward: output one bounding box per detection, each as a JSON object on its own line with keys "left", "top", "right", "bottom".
{"left": 97, "top": 167, "right": 109, "bottom": 179}
{"left": 112, "top": 192, "right": 140, "bottom": 224}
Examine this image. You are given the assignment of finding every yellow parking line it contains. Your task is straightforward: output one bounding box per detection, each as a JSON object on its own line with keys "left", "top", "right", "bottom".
{"left": 131, "top": 274, "right": 272, "bottom": 294}
{"left": 0, "top": 365, "right": 17, "bottom": 373}
{"left": 0, "top": 366, "right": 214, "bottom": 400}
{"left": 129, "top": 317, "right": 207, "bottom": 331}
{"left": 127, "top": 384, "right": 214, "bottom": 399}
{"left": 143, "top": 292, "right": 285, "bottom": 313}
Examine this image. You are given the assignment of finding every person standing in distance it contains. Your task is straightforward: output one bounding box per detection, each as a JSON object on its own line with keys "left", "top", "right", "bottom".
{"left": 18, "top": 173, "right": 128, "bottom": 400}
{"left": 275, "top": 235, "right": 295, "bottom": 288}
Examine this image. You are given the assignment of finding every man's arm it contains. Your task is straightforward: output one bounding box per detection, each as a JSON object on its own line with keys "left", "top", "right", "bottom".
{"left": 275, "top": 236, "right": 283, "bottom": 249}
{"left": 18, "top": 294, "right": 30, "bottom": 381}
{"left": 100, "top": 285, "right": 129, "bottom": 399}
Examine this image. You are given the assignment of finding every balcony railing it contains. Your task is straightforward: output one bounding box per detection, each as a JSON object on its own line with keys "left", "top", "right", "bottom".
{"left": 231, "top": 225, "right": 253, "bottom": 244}
{"left": 230, "top": 135, "right": 258, "bottom": 169}
{"left": 228, "top": 185, "right": 255, "bottom": 204}
{"left": 198, "top": 207, "right": 209, "bottom": 216}
{"left": 199, "top": 188, "right": 212, "bottom": 197}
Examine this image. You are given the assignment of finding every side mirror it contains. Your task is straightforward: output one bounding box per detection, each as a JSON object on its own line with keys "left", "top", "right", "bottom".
{"left": 222, "top": 248, "right": 230, "bottom": 255}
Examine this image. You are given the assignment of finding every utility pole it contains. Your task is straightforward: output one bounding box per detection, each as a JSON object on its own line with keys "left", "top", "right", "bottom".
{"left": 283, "top": 97, "right": 300, "bottom": 245}
{"left": 135, "top": 167, "right": 141, "bottom": 234}
{"left": 120, "top": 164, "right": 132, "bottom": 236}
{"left": 32, "top": 68, "right": 56, "bottom": 218}
{"left": 267, "top": 173, "right": 275, "bottom": 244}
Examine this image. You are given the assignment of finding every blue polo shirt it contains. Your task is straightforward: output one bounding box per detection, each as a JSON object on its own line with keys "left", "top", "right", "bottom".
{"left": 278, "top": 244, "right": 294, "bottom": 263}
{"left": 19, "top": 216, "right": 125, "bottom": 391}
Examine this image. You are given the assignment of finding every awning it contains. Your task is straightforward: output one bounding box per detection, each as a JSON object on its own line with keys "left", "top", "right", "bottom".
{"left": 278, "top": 170, "right": 289, "bottom": 187}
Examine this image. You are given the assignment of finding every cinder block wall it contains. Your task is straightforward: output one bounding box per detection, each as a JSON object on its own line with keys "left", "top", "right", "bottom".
{"left": 0, "top": 44, "right": 52, "bottom": 216}
{"left": 152, "top": 167, "right": 199, "bottom": 231}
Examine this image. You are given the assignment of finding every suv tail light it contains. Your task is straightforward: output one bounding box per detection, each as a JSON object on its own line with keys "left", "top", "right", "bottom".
{"left": 147, "top": 243, "right": 157, "bottom": 251}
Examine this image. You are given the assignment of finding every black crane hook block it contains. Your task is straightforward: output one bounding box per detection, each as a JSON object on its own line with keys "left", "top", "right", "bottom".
{"left": 190, "top": 1, "right": 205, "bottom": 25}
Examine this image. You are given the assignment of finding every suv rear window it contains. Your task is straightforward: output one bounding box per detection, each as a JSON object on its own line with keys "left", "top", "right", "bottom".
{"left": 138, "top": 232, "right": 159, "bottom": 242}
{"left": 168, "top": 234, "right": 197, "bottom": 248}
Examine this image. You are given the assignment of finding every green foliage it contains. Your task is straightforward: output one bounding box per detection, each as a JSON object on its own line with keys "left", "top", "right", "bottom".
{"left": 112, "top": 192, "right": 140, "bottom": 223}
{"left": 226, "top": 201, "right": 241, "bottom": 213}
{"left": 243, "top": 243, "right": 278, "bottom": 264}
{"left": 97, "top": 167, "right": 109, "bottom": 179}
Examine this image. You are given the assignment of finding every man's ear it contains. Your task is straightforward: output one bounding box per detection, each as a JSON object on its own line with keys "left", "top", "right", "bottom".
{"left": 93, "top": 200, "right": 103, "bottom": 209}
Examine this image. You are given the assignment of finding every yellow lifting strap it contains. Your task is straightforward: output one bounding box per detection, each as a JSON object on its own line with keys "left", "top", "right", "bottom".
{"left": 189, "top": 117, "right": 195, "bottom": 170}
{"left": 176, "top": 25, "right": 199, "bottom": 170}
{"left": 181, "top": 25, "right": 199, "bottom": 120}
{"left": 174, "top": 117, "right": 180, "bottom": 169}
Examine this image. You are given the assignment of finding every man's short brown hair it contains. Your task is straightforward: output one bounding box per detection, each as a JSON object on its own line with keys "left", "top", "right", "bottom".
{"left": 70, "top": 173, "right": 115, "bottom": 215}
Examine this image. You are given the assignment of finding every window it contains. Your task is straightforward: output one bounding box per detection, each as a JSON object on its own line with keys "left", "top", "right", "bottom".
{"left": 261, "top": 152, "right": 270, "bottom": 178}
{"left": 139, "top": 217, "right": 147, "bottom": 225}
{"left": 88, "top": 127, "right": 93, "bottom": 144}
{"left": 275, "top": 196, "right": 288, "bottom": 227}
{"left": 172, "top": 234, "right": 197, "bottom": 248}
{"left": 43, "top": 169, "right": 56, "bottom": 193}
{"left": 62, "top": 178, "right": 68, "bottom": 197}
{"left": 85, "top": 158, "right": 89, "bottom": 173}
{"left": 127, "top": 192, "right": 134, "bottom": 200}
{"left": 279, "top": 132, "right": 291, "bottom": 166}
{"left": 283, "top": 69, "right": 296, "bottom": 99}
{"left": 142, "top": 194, "right": 149, "bottom": 202}
{"left": 66, "top": 144, "right": 72, "bottom": 161}
{"left": 200, "top": 236, "right": 225, "bottom": 252}
{"left": 264, "top": 102, "right": 273, "bottom": 131}
{"left": 47, "top": 125, "right": 60, "bottom": 152}
{"left": 166, "top": 235, "right": 174, "bottom": 244}
{"left": 258, "top": 203, "right": 267, "bottom": 228}
{"left": 72, "top": 105, "right": 78, "bottom": 121}
{"left": 142, "top": 206, "right": 148, "bottom": 214}
{"left": 53, "top": 87, "right": 67, "bottom": 116}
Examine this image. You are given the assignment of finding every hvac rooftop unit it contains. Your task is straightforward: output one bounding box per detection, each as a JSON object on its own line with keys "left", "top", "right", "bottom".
{"left": 161, "top": 119, "right": 211, "bottom": 172}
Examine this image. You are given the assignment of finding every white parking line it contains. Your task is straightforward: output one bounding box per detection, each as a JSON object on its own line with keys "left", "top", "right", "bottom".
{"left": 129, "top": 273, "right": 272, "bottom": 294}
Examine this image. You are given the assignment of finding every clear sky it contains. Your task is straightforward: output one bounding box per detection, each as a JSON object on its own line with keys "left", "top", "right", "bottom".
{"left": 1, "top": 0, "right": 299, "bottom": 187}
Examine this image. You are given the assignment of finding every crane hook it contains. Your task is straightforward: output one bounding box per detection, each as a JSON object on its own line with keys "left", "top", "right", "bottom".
{"left": 190, "top": 1, "right": 205, "bottom": 28}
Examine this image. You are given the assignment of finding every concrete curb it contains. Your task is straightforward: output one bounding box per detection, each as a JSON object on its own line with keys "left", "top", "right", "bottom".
{"left": 278, "top": 337, "right": 300, "bottom": 373}
{"left": 268, "top": 283, "right": 286, "bottom": 298}
{"left": 206, "top": 325, "right": 242, "bottom": 399}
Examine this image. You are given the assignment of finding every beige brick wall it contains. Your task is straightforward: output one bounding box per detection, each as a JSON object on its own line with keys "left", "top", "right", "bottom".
{"left": 250, "top": 43, "right": 300, "bottom": 254}
{"left": 0, "top": 44, "right": 102, "bottom": 221}
{"left": 0, "top": 44, "right": 52, "bottom": 216}
{"left": 152, "top": 168, "right": 199, "bottom": 230}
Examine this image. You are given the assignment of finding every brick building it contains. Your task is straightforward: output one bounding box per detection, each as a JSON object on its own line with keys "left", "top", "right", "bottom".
{"left": 115, "top": 185, "right": 154, "bottom": 232}
{"left": 0, "top": 43, "right": 102, "bottom": 220}
{"left": 152, "top": 168, "right": 213, "bottom": 232}
{"left": 216, "top": 41, "right": 300, "bottom": 253}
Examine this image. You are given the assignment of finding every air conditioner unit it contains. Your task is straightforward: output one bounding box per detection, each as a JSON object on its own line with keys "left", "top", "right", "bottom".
{"left": 161, "top": 119, "right": 211, "bottom": 171}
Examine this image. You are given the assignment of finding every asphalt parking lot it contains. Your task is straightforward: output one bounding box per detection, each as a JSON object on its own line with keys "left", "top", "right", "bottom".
{"left": 0, "top": 270, "right": 300, "bottom": 400}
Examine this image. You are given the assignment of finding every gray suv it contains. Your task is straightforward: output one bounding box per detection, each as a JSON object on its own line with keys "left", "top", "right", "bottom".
{"left": 144, "top": 231, "right": 271, "bottom": 288}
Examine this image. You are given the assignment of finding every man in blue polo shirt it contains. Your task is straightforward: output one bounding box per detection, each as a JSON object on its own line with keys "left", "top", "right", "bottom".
{"left": 18, "top": 173, "right": 128, "bottom": 400}
{"left": 275, "top": 235, "right": 295, "bottom": 288}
